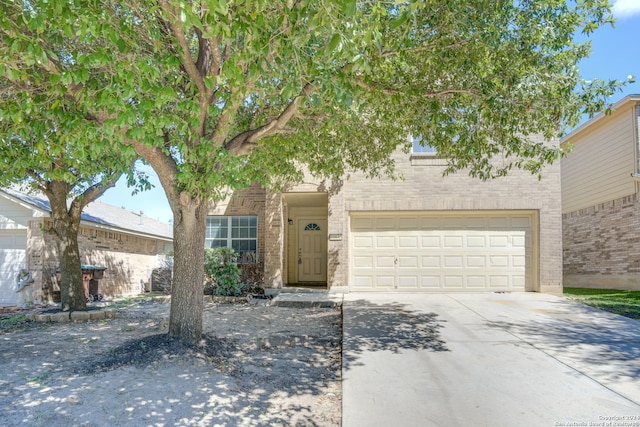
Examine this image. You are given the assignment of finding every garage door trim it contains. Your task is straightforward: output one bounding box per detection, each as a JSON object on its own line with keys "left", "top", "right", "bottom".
{"left": 348, "top": 210, "right": 539, "bottom": 292}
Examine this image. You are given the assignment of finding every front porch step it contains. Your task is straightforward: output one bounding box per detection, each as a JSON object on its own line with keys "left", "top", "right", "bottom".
{"left": 279, "top": 287, "right": 327, "bottom": 293}
{"left": 270, "top": 291, "right": 343, "bottom": 308}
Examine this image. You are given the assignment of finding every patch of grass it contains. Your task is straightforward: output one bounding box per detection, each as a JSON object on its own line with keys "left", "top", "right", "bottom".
{"left": 0, "top": 314, "right": 38, "bottom": 334}
{"left": 27, "top": 373, "right": 50, "bottom": 386}
{"left": 564, "top": 287, "right": 640, "bottom": 320}
{"left": 108, "top": 293, "right": 166, "bottom": 310}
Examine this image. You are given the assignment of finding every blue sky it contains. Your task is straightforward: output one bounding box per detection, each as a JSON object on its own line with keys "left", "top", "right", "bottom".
{"left": 99, "top": 0, "right": 640, "bottom": 224}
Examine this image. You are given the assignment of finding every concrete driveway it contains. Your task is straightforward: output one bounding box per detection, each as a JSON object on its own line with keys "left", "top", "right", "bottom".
{"left": 342, "top": 293, "right": 640, "bottom": 427}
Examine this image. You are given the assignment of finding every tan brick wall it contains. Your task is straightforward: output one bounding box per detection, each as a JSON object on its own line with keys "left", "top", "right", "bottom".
{"left": 206, "top": 139, "right": 563, "bottom": 294}
{"left": 563, "top": 193, "right": 640, "bottom": 290}
{"left": 28, "top": 219, "right": 171, "bottom": 301}
{"left": 208, "top": 183, "right": 267, "bottom": 264}
{"left": 280, "top": 140, "right": 562, "bottom": 294}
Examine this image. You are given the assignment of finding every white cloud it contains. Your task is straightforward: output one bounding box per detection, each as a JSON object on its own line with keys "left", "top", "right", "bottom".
{"left": 613, "top": 0, "right": 640, "bottom": 18}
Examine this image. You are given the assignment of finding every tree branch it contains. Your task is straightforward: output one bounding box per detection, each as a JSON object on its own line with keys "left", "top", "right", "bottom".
{"left": 224, "top": 82, "right": 315, "bottom": 155}
{"left": 26, "top": 169, "right": 47, "bottom": 188}
{"left": 356, "top": 78, "right": 479, "bottom": 98}
{"left": 71, "top": 170, "right": 122, "bottom": 216}
{"left": 123, "top": 135, "right": 180, "bottom": 208}
{"left": 158, "top": 0, "right": 207, "bottom": 97}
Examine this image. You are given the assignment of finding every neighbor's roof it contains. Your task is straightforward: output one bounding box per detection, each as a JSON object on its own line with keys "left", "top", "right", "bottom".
{"left": 561, "top": 94, "right": 640, "bottom": 145}
{"left": 0, "top": 188, "right": 173, "bottom": 240}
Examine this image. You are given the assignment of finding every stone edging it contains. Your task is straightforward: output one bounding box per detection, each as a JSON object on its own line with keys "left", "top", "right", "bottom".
{"left": 29, "top": 309, "right": 119, "bottom": 323}
{"left": 205, "top": 295, "right": 248, "bottom": 304}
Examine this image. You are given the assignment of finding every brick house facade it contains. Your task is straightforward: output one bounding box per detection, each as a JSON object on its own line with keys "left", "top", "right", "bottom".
{"left": 561, "top": 95, "right": 640, "bottom": 290}
{"left": 0, "top": 189, "right": 172, "bottom": 305}
{"left": 209, "top": 135, "right": 563, "bottom": 295}
{"left": 563, "top": 194, "right": 640, "bottom": 288}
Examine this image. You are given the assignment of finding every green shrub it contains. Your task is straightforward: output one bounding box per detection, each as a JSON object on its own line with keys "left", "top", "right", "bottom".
{"left": 204, "top": 247, "right": 242, "bottom": 296}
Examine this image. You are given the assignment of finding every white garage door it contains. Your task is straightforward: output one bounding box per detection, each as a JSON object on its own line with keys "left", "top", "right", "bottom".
{"left": 0, "top": 230, "right": 27, "bottom": 305}
{"left": 350, "top": 212, "right": 536, "bottom": 292}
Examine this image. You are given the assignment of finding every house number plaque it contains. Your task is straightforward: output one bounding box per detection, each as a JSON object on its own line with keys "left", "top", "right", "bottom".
{"left": 328, "top": 234, "right": 342, "bottom": 241}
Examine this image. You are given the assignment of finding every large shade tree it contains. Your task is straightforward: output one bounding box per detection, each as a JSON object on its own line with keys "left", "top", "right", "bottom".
{"left": 0, "top": 0, "right": 628, "bottom": 342}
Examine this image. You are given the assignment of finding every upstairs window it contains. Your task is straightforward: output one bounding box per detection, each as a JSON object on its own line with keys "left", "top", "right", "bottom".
{"left": 412, "top": 135, "right": 437, "bottom": 155}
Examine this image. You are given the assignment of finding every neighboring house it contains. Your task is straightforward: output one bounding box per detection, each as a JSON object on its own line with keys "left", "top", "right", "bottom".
{"left": 209, "top": 135, "right": 562, "bottom": 294}
{"left": 0, "top": 189, "right": 173, "bottom": 306}
{"left": 561, "top": 94, "right": 640, "bottom": 290}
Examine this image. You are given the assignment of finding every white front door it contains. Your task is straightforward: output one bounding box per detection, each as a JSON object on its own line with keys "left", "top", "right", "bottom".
{"left": 298, "top": 218, "right": 327, "bottom": 282}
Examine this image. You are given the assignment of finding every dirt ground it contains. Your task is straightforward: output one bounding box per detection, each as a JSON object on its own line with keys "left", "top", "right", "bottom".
{"left": 0, "top": 298, "right": 342, "bottom": 426}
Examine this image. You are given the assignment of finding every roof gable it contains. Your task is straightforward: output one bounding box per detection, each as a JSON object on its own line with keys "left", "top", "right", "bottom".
{"left": 561, "top": 94, "right": 640, "bottom": 145}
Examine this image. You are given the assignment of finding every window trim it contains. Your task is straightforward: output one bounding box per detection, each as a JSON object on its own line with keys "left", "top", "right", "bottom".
{"left": 205, "top": 215, "right": 258, "bottom": 263}
{"left": 411, "top": 135, "right": 438, "bottom": 156}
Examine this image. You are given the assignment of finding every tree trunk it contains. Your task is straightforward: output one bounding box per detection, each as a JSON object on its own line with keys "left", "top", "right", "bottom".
{"left": 58, "top": 223, "right": 85, "bottom": 311}
{"left": 47, "top": 182, "right": 86, "bottom": 312}
{"left": 168, "top": 197, "right": 207, "bottom": 344}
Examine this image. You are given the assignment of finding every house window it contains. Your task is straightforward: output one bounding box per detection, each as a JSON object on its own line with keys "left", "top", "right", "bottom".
{"left": 205, "top": 216, "right": 258, "bottom": 263}
{"left": 304, "top": 223, "right": 321, "bottom": 231}
{"left": 412, "top": 135, "right": 437, "bottom": 154}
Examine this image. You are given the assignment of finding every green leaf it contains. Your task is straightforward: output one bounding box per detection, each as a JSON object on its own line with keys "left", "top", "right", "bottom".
{"left": 328, "top": 34, "right": 341, "bottom": 52}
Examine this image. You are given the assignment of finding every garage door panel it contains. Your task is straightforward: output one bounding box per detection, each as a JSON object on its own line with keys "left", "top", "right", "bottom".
{"left": 354, "top": 255, "right": 373, "bottom": 268}
{"left": 353, "top": 276, "right": 373, "bottom": 288}
{"left": 421, "top": 217, "right": 441, "bottom": 229}
{"left": 513, "top": 256, "right": 526, "bottom": 267}
{"left": 513, "top": 235, "right": 526, "bottom": 247}
{"left": 422, "top": 256, "right": 440, "bottom": 268}
{"left": 490, "top": 276, "right": 510, "bottom": 288}
{"left": 467, "top": 256, "right": 486, "bottom": 268}
{"left": 443, "top": 235, "right": 464, "bottom": 248}
{"left": 376, "top": 275, "right": 395, "bottom": 288}
{"left": 444, "top": 276, "right": 464, "bottom": 288}
{"left": 467, "top": 276, "right": 487, "bottom": 288}
{"left": 350, "top": 212, "right": 535, "bottom": 292}
{"left": 398, "top": 275, "right": 418, "bottom": 288}
{"left": 398, "top": 256, "right": 418, "bottom": 268}
{"left": 376, "top": 256, "right": 395, "bottom": 268}
{"left": 444, "top": 256, "right": 463, "bottom": 268}
{"left": 353, "top": 236, "right": 374, "bottom": 248}
{"left": 419, "top": 276, "right": 440, "bottom": 288}
{"left": 489, "top": 235, "right": 510, "bottom": 247}
{"left": 398, "top": 236, "right": 418, "bottom": 248}
{"left": 398, "top": 217, "right": 419, "bottom": 229}
{"left": 467, "top": 235, "right": 486, "bottom": 247}
{"left": 512, "top": 216, "right": 532, "bottom": 227}
{"left": 353, "top": 218, "right": 374, "bottom": 230}
{"left": 489, "top": 255, "right": 510, "bottom": 267}
{"left": 513, "top": 275, "right": 526, "bottom": 288}
{"left": 422, "top": 236, "right": 440, "bottom": 247}
{"left": 375, "top": 236, "right": 395, "bottom": 248}
{"left": 376, "top": 218, "right": 396, "bottom": 230}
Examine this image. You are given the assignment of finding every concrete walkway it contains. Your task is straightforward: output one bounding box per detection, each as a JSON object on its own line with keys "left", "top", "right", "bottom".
{"left": 342, "top": 293, "right": 640, "bottom": 427}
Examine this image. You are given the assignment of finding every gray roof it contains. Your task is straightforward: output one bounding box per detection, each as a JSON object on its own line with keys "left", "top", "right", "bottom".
{"left": 1, "top": 188, "right": 173, "bottom": 240}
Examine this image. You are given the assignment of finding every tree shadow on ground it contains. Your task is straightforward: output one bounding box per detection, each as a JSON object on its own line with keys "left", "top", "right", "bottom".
{"left": 0, "top": 303, "right": 342, "bottom": 426}
{"left": 487, "top": 298, "right": 640, "bottom": 384}
{"left": 343, "top": 299, "right": 449, "bottom": 370}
